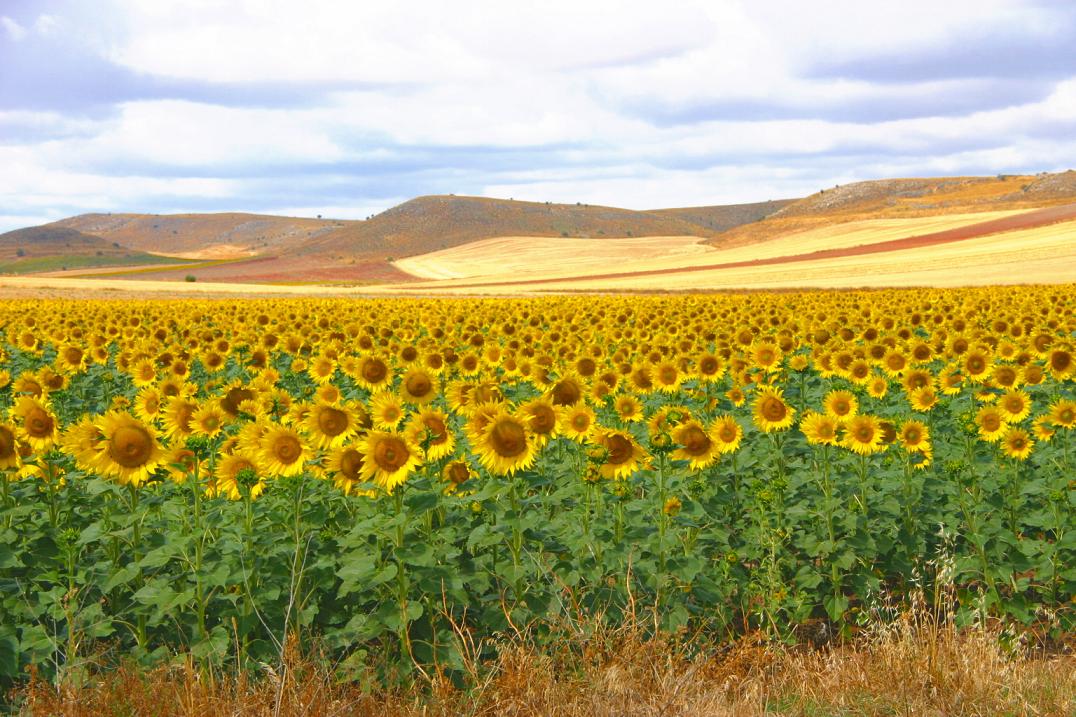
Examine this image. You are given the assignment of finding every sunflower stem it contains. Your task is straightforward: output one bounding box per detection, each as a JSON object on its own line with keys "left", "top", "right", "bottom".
{"left": 656, "top": 453, "right": 667, "bottom": 610}
{"left": 392, "top": 488, "right": 413, "bottom": 669}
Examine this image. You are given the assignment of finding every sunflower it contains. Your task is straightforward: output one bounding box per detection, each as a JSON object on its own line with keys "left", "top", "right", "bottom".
{"left": 937, "top": 365, "right": 964, "bottom": 395}
{"left": 326, "top": 444, "right": 371, "bottom": 496}
{"left": 908, "top": 386, "right": 938, "bottom": 413}
{"left": 134, "top": 387, "right": 163, "bottom": 423}
{"left": 316, "top": 383, "right": 342, "bottom": 405}
{"left": 800, "top": 411, "right": 839, "bottom": 446}
{"left": 667, "top": 420, "right": 718, "bottom": 470}
{"left": 308, "top": 355, "right": 337, "bottom": 384}
{"left": 592, "top": 428, "right": 648, "bottom": 479}
{"left": 543, "top": 372, "right": 583, "bottom": 406}
{"left": 695, "top": 352, "right": 725, "bottom": 383}
{"left": 12, "top": 396, "right": 59, "bottom": 452}
{"left": 56, "top": 344, "right": 88, "bottom": 374}
{"left": 867, "top": 374, "right": 889, "bottom": 399}
{"left": 208, "top": 451, "right": 265, "bottom": 500}
{"left": 1046, "top": 346, "right": 1074, "bottom": 380}
{"left": 358, "top": 430, "right": 421, "bottom": 492}
{"left": 998, "top": 390, "right": 1031, "bottom": 423}
{"left": 974, "top": 406, "right": 1008, "bottom": 442}
{"left": 726, "top": 386, "right": 746, "bottom": 407}
{"left": 520, "top": 397, "right": 560, "bottom": 445}
{"left": 846, "top": 358, "right": 871, "bottom": 384}
{"left": 441, "top": 459, "right": 476, "bottom": 494}
{"left": 60, "top": 415, "right": 105, "bottom": 472}
{"left": 400, "top": 368, "right": 438, "bottom": 404}
{"left": 898, "top": 420, "right": 931, "bottom": 454}
{"left": 94, "top": 412, "right": 165, "bottom": 486}
{"left": 219, "top": 382, "right": 257, "bottom": 417}
{"left": 653, "top": 360, "right": 683, "bottom": 393}
{"left": 1000, "top": 427, "right": 1033, "bottom": 461}
{"left": 129, "top": 358, "right": 157, "bottom": 387}
{"left": 370, "top": 392, "right": 406, "bottom": 430}
{"left": 1047, "top": 398, "right": 1075, "bottom": 429}
{"left": 258, "top": 424, "right": 311, "bottom": 477}
{"left": 475, "top": 411, "right": 538, "bottom": 475}
{"left": 881, "top": 349, "right": 908, "bottom": 377}
{"left": 162, "top": 396, "right": 199, "bottom": 439}
{"left": 962, "top": 348, "right": 992, "bottom": 383}
{"left": 842, "top": 414, "right": 885, "bottom": 456}
{"left": 822, "top": 390, "right": 857, "bottom": 423}
{"left": 163, "top": 444, "right": 202, "bottom": 484}
{"left": 191, "top": 403, "right": 228, "bottom": 439}
{"left": 750, "top": 341, "right": 782, "bottom": 373}
{"left": 404, "top": 408, "right": 455, "bottom": 460}
{"left": 710, "top": 415, "right": 744, "bottom": 453}
{"left": 1032, "top": 415, "right": 1055, "bottom": 441}
{"left": 752, "top": 386, "right": 795, "bottom": 432}
{"left": 991, "top": 364, "right": 1020, "bottom": 389}
{"left": 613, "top": 394, "right": 644, "bottom": 423}
{"left": 561, "top": 404, "right": 597, "bottom": 442}
{"left": 0, "top": 421, "right": 21, "bottom": 471}
{"left": 304, "top": 402, "right": 360, "bottom": 449}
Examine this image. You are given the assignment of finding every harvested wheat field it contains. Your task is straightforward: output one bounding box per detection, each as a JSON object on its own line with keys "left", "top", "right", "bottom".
{"left": 379, "top": 206, "right": 1076, "bottom": 294}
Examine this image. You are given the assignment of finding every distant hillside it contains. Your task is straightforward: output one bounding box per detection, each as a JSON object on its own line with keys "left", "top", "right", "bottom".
{"left": 292, "top": 195, "right": 719, "bottom": 261}
{"left": 0, "top": 226, "right": 183, "bottom": 274}
{"left": 651, "top": 199, "right": 795, "bottom": 233}
{"left": 708, "top": 171, "right": 1076, "bottom": 248}
{"left": 53, "top": 212, "right": 345, "bottom": 258}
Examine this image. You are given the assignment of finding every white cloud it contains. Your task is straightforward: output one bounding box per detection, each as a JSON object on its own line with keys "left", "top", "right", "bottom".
{"left": 1, "top": 16, "right": 27, "bottom": 41}
{"left": 0, "top": 0, "right": 1072, "bottom": 232}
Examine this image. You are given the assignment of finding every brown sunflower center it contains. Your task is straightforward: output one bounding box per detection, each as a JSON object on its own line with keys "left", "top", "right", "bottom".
{"left": 423, "top": 416, "right": 448, "bottom": 444}
{"left": 109, "top": 424, "right": 153, "bottom": 468}
{"left": 25, "top": 407, "right": 53, "bottom": 437}
{"left": 446, "top": 462, "right": 470, "bottom": 485}
{"left": 273, "top": 435, "right": 303, "bottom": 464}
{"left": 373, "top": 436, "right": 410, "bottom": 471}
{"left": 700, "top": 356, "right": 719, "bottom": 375}
{"left": 362, "top": 358, "right": 388, "bottom": 384}
{"left": 551, "top": 379, "right": 581, "bottom": 406}
{"left": 528, "top": 405, "right": 557, "bottom": 434}
{"left": 981, "top": 414, "right": 1001, "bottom": 431}
{"left": 760, "top": 396, "right": 787, "bottom": 422}
{"left": 490, "top": 419, "right": 528, "bottom": 458}
{"left": 405, "top": 373, "right": 432, "bottom": 398}
{"left": 339, "top": 449, "right": 364, "bottom": 479}
{"left": 1050, "top": 350, "right": 1072, "bottom": 372}
{"left": 680, "top": 426, "right": 712, "bottom": 456}
{"left": 222, "top": 387, "right": 254, "bottom": 416}
{"left": 606, "top": 434, "right": 633, "bottom": 465}
{"left": 0, "top": 426, "right": 16, "bottom": 459}
{"left": 318, "top": 407, "right": 349, "bottom": 436}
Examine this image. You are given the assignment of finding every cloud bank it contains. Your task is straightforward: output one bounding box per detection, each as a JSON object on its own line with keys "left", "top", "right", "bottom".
{"left": 1, "top": 0, "right": 1074, "bottom": 230}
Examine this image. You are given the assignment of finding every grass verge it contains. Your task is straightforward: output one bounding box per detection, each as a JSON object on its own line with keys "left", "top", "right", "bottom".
{"left": 11, "top": 608, "right": 1073, "bottom": 716}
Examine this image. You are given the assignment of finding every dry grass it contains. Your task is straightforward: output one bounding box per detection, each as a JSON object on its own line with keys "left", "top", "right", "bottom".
{"left": 14, "top": 611, "right": 1073, "bottom": 717}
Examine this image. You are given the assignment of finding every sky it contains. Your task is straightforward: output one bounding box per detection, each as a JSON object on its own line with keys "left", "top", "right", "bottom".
{"left": 1, "top": 0, "right": 1075, "bottom": 231}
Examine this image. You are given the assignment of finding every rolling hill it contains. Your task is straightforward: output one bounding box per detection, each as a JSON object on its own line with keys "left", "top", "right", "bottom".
{"left": 53, "top": 212, "right": 344, "bottom": 259}
{"left": 706, "top": 171, "right": 1076, "bottom": 249}
{"left": 0, "top": 226, "right": 184, "bottom": 274}
{"left": 4, "top": 170, "right": 1075, "bottom": 288}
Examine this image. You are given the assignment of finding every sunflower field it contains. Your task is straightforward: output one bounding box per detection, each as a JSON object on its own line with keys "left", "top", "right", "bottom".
{"left": 0, "top": 287, "right": 1073, "bottom": 682}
